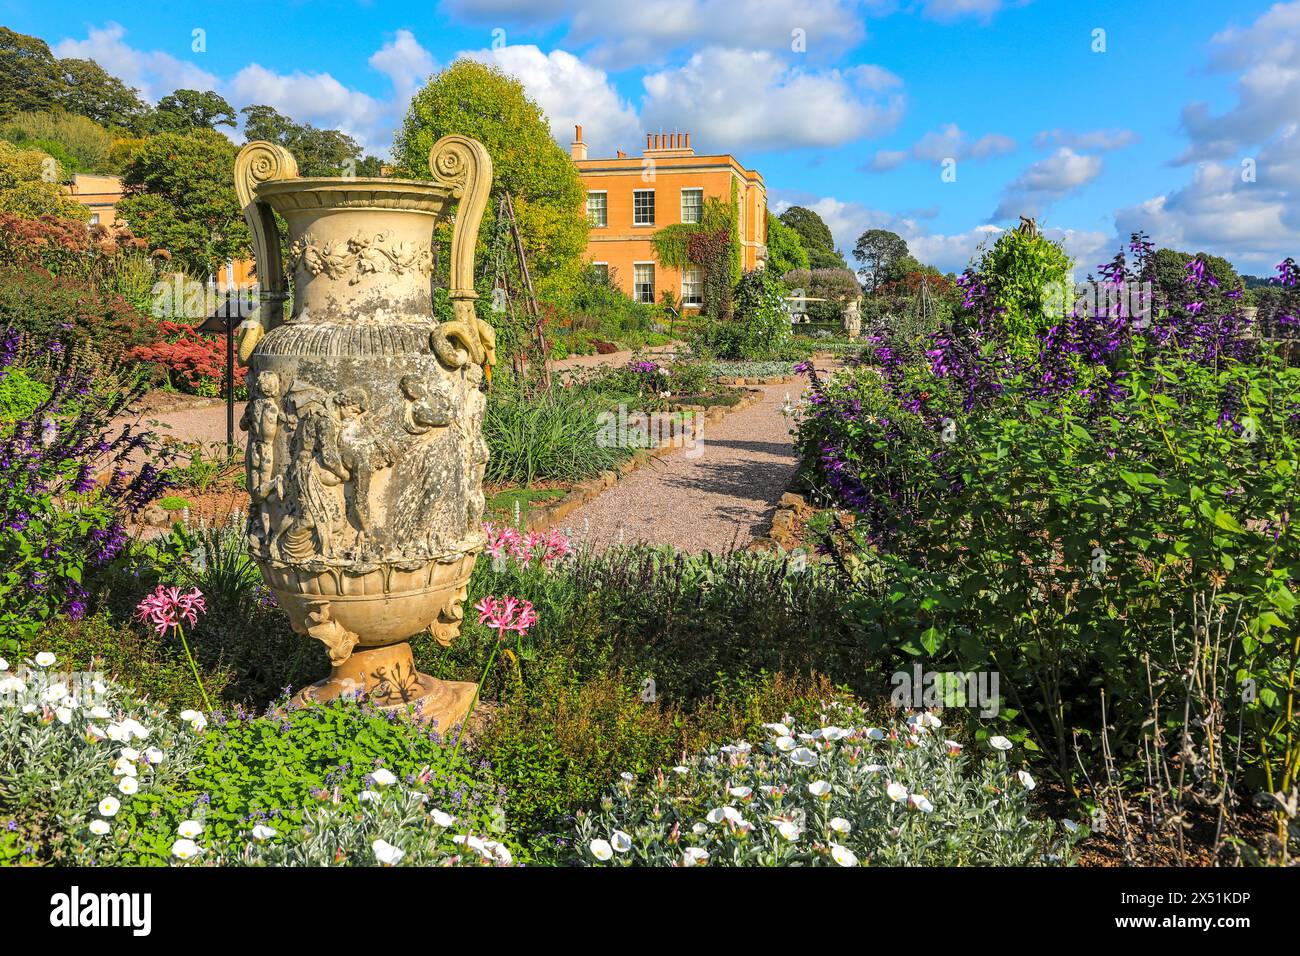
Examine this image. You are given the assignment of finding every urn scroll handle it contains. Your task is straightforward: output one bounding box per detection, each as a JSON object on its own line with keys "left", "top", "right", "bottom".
{"left": 233, "top": 141, "right": 300, "bottom": 365}
{"left": 428, "top": 135, "right": 497, "bottom": 376}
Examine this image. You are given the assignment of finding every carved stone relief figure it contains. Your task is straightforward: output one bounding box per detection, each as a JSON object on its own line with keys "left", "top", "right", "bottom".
{"left": 280, "top": 383, "right": 345, "bottom": 559}
{"left": 400, "top": 374, "right": 454, "bottom": 435}
{"left": 332, "top": 385, "right": 398, "bottom": 550}
{"left": 240, "top": 370, "right": 283, "bottom": 541}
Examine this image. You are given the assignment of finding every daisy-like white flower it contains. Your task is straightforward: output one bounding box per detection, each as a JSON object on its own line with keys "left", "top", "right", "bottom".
{"left": 358, "top": 790, "right": 382, "bottom": 803}
{"left": 773, "top": 736, "right": 797, "bottom": 753}
{"left": 682, "top": 847, "right": 710, "bottom": 867}
{"left": 611, "top": 830, "right": 633, "bottom": 853}
{"left": 88, "top": 820, "right": 110, "bottom": 836}
{"left": 34, "top": 652, "right": 56, "bottom": 667}
{"left": 370, "top": 768, "right": 397, "bottom": 787}
{"left": 808, "top": 780, "right": 832, "bottom": 798}
{"left": 830, "top": 843, "right": 858, "bottom": 867}
{"left": 589, "top": 838, "right": 613, "bottom": 861}
{"left": 788, "top": 747, "right": 817, "bottom": 767}
{"left": 762, "top": 722, "right": 792, "bottom": 737}
{"left": 775, "top": 820, "right": 801, "bottom": 841}
{"left": 908, "top": 793, "right": 935, "bottom": 813}
{"left": 989, "top": 735, "right": 1013, "bottom": 751}
{"left": 98, "top": 796, "right": 121, "bottom": 817}
{"left": 371, "top": 839, "right": 403, "bottom": 866}
{"left": 728, "top": 786, "right": 752, "bottom": 799}
{"left": 830, "top": 817, "right": 852, "bottom": 835}
{"left": 42, "top": 683, "right": 67, "bottom": 702}
{"left": 177, "top": 820, "right": 203, "bottom": 839}
{"left": 117, "top": 776, "right": 139, "bottom": 796}
{"left": 886, "top": 782, "right": 909, "bottom": 803}
{"left": 171, "top": 839, "right": 201, "bottom": 860}
{"left": 251, "top": 825, "right": 276, "bottom": 841}
{"left": 144, "top": 747, "right": 165, "bottom": 765}
{"left": 430, "top": 809, "right": 455, "bottom": 828}
{"left": 1016, "top": 770, "right": 1036, "bottom": 790}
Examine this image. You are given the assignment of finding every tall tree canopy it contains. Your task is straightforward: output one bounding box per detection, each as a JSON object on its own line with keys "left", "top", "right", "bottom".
{"left": 853, "top": 228, "right": 909, "bottom": 294}
{"left": 240, "top": 104, "right": 381, "bottom": 177}
{"left": 778, "top": 205, "right": 848, "bottom": 271}
{"left": 146, "top": 90, "right": 238, "bottom": 135}
{"left": 0, "top": 28, "right": 62, "bottom": 119}
{"left": 765, "top": 211, "right": 809, "bottom": 276}
{"left": 117, "top": 129, "right": 248, "bottom": 274}
{"left": 0, "top": 140, "right": 90, "bottom": 221}
{"left": 55, "top": 58, "right": 149, "bottom": 131}
{"left": 393, "top": 59, "right": 588, "bottom": 303}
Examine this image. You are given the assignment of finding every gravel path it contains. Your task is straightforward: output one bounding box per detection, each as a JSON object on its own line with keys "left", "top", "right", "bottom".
{"left": 561, "top": 377, "right": 808, "bottom": 553}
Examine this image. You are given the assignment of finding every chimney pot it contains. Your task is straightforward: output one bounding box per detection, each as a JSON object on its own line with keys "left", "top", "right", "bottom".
{"left": 646, "top": 133, "right": 652, "bottom": 149}
{"left": 685, "top": 132, "right": 691, "bottom": 149}
{"left": 575, "top": 124, "right": 583, "bottom": 142}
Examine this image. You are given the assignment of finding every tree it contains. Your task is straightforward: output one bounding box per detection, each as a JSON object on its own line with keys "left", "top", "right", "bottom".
{"left": 0, "top": 141, "right": 89, "bottom": 221}
{"left": 54, "top": 58, "right": 149, "bottom": 130}
{"left": 116, "top": 130, "right": 248, "bottom": 274}
{"left": 765, "top": 211, "right": 809, "bottom": 276}
{"left": 0, "top": 28, "right": 61, "bottom": 120}
{"left": 147, "top": 90, "right": 237, "bottom": 134}
{"left": 778, "top": 205, "right": 847, "bottom": 270}
{"left": 853, "top": 228, "right": 909, "bottom": 294}
{"left": 1, "top": 111, "right": 114, "bottom": 174}
{"left": 240, "top": 104, "right": 380, "bottom": 177}
{"left": 1146, "top": 246, "right": 1243, "bottom": 317}
{"left": 394, "top": 59, "right": 588, "bottom": 303}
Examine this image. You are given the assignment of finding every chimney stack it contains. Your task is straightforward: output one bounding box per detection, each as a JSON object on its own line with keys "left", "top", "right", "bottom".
{"left": 570, "top": 124, "right": 588, "bottom": 161}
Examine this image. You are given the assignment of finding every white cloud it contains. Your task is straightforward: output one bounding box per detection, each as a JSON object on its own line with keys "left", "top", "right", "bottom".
{"left": 1034, "top": 128, "right": 1139, "bottom": 152}
{"left": 227, "top": 64, "right": 392, "bottom": 148}
{"left": 369, "top": 29, "right": 438, "bottom": 108}
{"left": 641, "top": 47, "right": 904, "bottom": 153}
{"left": 993, "top": 147, "right": 1103, "bottom": 220}
{"left": 1176, "top": 1, "right": 1300, "bottom": 162}
{"left": 444, "top": 0, "right": 869, "bottom": 65}
{"left": 865, "top": 122, "right": 1015, "bottom": 171}
{"left": 920, "top": 0, "right": 1022, "bottom": 23}
{"left": 463, "top": 44, "right": 641, "bottom": 152}
{"left": 51, "top": 22, "right": 218, "bottom": 103}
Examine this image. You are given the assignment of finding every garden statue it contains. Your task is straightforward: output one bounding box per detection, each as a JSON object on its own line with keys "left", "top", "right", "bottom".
{"left": 233, "top": 135, "right": 496, "bottom": 731}
{"left": 842, "top": 298, "right": 862, "bottom": 339}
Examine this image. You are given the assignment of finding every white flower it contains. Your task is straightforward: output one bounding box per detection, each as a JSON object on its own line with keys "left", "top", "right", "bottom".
{"left": 989, "top": 735, "right": 1014, "bottom": 751}
{"left": 106, "top": 722, "right": 128, "bottom": 742}
{"left": 762, "top": 722, "right": 792, "bottom": 737}
{"left": 358, "top": 790, "right": 382, "bottom": 803}
{"left": 864, "top": 727, "right": 886, "bottom": 741}
{"left": 774, "top": 735, "right": 797, "bottom": 752}
{"left": 144, "top": 747, "right": 165, "bottom": 765}
{"left": 611, "top": 830, "right": 633, "bottom": 853}
{"left": 816, "top": 725, "right": 850, "bottom": 741}
{"left": 830, "top": 817, "right": 852, "bottom": 834}
{"left": 0, "top": 657, "right": 7, "bottom": 671}
{"left": 88, "top": 820, "right": 110, "bottom": 836}
{"left": 619, "top": 772, "right": 635, "bottom": 783}
{"left": 370, "top": 768, "right": 397, "bottom": 787}
{"left": 179, "top": 711, "right": 207, "bottom": 732}
{"left": 728, "top": 786, "right": 752, "bottom": 798}
{"left": 671, "top": 765, "right": 689, "bottom": 774}
{"left": 117, "top": 776, "right": 139, "bottom": 796}
{"left": 808, "top": 780, "right": 832, "bottom": 798}
{"left": 371, "top": 839, "right": 404, "bottom": 865}
{"left": 452, "top": 834, "right": 487, "bottom": 854}
{"left": 171, "top": 839, "right": 201, "bottom": 861}
{"left": 908, "top": 793, "right": 935, "bottom": 813}
{"left": 112, "top": 756, "right": 138, "bottom": 778}
{"left": 177, "top": 820, "right": 203, "bottom": 839}
{"left": 42, "top": 683, "right": 67, "bottom": 702}
{"left": 55, "top": 707, "right": 73, "bottom": 724}
{"left": 86, "top": 723, "right": 106, "bottom": 740}
{"left": 21, "top": 703, "right": 37, "bottom": 714}
{"left": 788, "top": 747, "right": 817, "bottom": 767}
{"left": 121, "top": 718, "right": 150, "bottom": 739}
{"left": 682, "top": 847, "right": 710, "bottom": 867}
{"left": 98, "top": 796, "right": 120, "bottom": 817}
{"left": 90, "top": 705, "right": 111, "bottom": 719}
{"left": 908, "top": 711, "right": 942, "bottom": 730}
{"left": 430, "top": 810, "right": 455, "bottom": 828}
{"left": 589, "top": 839, "right": 613, "bottom": 861}
{"left": 775, "top": 820, "right": 801, "bottom": 841}
{"left": 120, "top": 747, "right": 139, "bottom": 760}
{"left": 251, "top": 825, "right": 276, "bottom": 841}
{"left": 482, "top": 840, "right": 513, "bottom": 864}
{"left": 0, "top": 676, "right": 24, "bottom": 694}
{"left": 34, "top": 652, "right": 56, "bottom": 667}
{"left": 886, "top": 782, "right": 909, "bottom": 803}
{"left": 830, "top": 843, "right": 858, "bottom": 867}
{"left": 691, "top": 822, "right": 708, "bottom": 836}
{"left": 1016, "top": 770, "right": 1036, "bottom": 791}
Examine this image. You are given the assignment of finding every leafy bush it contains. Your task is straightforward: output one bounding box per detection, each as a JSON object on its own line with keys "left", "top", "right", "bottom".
{"left": 0, "top": 265, "right": 155, "bottom": 360}
{"left": 691, "top": 270, "right": 802, "bottom": 362}
{"left": 126, "top": 321, "right": 246, "bottom": 397}
{"left": 782, "top": 267, "right": 861, "bottom": 323}
{"left": 568, "top": 703, "right": 1081, "bottom": 866}
{"left": 0, "top": 366, "right": 48, "bottom": 420}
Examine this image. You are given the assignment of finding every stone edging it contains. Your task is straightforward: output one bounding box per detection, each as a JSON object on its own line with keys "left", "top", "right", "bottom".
{"left": 748, "top": 491, "right": 814, "bottom": 554}
{"left": 523, "top": 387, "right": 767, "bottom": 531}
{"left": 714, "top": 373, "right": 796, "bottom": 386}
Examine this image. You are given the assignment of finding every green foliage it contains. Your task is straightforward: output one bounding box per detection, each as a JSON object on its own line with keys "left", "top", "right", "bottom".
{"left": 144, "top": 89, "right": 237, "bottom": 134}
{"left": 0, "top": 366, "right": 50, "bottom": 420}
{"left": 765, "top": 211, "right": 809, "bottom": 276}
{"left": 53, "top": 58, "right": 150, "bottom": 131}
{"left": 0, "top": 111, "right": 114, "bottom": 174}
{"left": 691, "top": 268, "right": 791, "bottom": 360}
{"left": 975, "top": 228, "right": 1072, "bottom": 354}
{"left": 782, "top": 266, "right": 861, "bottom": 324}
{"left": 653, "top": 194, "right": 741, "bottom": 320}
{"left": 0, "top": 140, "right": 89, "bottom": 221}
{"left": 778, "top": 205, "right": 848, "bottom": 271}
{"left": 117, "top": 130, "right": 249, "bottom": 273}
{"left": 569, "top": 703, "right": 1081, "bottom": 866}
{"left": 853, "top": 228, "right": 909, "bottom": 294}
{"left": 239, "top": 104, "right": 379, "bottom": 177}
{"left": 394, "top": 59, "right": 588, "bottom": 303}
{"left": 0, "top": 27, "right": 62, "bottom": 120}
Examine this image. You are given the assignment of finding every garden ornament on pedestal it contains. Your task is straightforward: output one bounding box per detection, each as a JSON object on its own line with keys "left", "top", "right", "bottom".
{"left": 842, "top": 298, "right": 862, "bottom": 339}
{"left": 233, "top": 135, "right": 496, "bottom": 731}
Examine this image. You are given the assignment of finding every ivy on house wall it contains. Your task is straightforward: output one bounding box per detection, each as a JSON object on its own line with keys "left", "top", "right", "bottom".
{"left": 651, "top": 183, "right": 741, "bottom": 321}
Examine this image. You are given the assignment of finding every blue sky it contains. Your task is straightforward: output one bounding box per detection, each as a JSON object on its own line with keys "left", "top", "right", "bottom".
{"left": 3, "top": 0, "right": 1298, "bottom": 276}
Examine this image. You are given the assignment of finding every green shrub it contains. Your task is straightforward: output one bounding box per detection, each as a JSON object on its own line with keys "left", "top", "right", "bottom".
{"left": 0, "top": 366, "right": 48, "bottom": 420}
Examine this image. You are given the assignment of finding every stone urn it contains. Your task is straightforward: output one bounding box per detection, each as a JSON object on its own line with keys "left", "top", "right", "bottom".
{"left": 232, "top": 136, "right": 497, "bottom": 731}
{"left": 842, "top": 298, "right": 862, "bottom": 339}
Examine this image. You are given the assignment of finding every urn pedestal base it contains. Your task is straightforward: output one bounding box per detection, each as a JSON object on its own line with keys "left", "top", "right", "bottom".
{"left": 292, "top": 641, "right": 477, "bottom": 736}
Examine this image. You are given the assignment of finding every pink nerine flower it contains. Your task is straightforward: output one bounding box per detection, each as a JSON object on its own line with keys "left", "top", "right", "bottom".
{"left": 482, "top": 523, "right": 573, "bottom": 568}
{"left": 474, "top": 595, "right": 538, "bottom": 641}
{"left": 136, "top": 585, "right": 206, "bottom": 636}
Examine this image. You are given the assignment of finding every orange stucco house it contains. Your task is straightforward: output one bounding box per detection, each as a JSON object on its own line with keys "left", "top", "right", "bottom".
{"left": 571, "top": 126, "right": 767, "bottom": 310}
